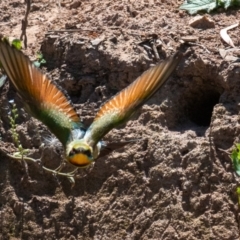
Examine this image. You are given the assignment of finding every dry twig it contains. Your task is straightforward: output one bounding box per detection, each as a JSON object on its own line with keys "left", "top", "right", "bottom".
{"left": 20, "top": 0, "right": 31, "bottom": 48}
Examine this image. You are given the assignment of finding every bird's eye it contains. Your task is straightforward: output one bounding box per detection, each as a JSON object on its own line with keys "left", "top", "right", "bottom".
{"left": 69, "top": 148, "right": 78, "bottom": 157}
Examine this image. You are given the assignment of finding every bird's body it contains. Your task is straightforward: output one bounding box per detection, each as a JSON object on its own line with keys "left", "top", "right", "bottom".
{"left": 0, "top": 39, "right": 182, "bottom": 168}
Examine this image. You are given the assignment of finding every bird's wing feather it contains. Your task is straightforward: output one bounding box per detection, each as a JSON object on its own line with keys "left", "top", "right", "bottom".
{"left": 85, "top": 51, "right": 182, "bottom": 147}
{"left": 0, "top": 40, "right": 84, "bottom": 146}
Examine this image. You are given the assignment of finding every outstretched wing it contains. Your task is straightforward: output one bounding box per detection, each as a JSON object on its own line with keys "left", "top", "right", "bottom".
{"left": 0, "top": 40, "right": 84, "bottom": 146}
{"left": 85, "top": 51, "right": 182, "bottom": 147}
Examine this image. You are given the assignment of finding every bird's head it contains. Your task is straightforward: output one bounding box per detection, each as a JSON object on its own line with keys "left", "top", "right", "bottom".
{"left": 66, "top": 140, "right": 94, "bottom": 167}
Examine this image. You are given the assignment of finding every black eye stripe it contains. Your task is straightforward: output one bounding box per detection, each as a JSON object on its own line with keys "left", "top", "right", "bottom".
{"left": 68, "top": 148, "right": 92, "bottom": 157}
{"left": 69, "top": 149, "right": 77, "bottom": 156}
{"left": 84, "top": 149, "right": 91, "bottom": 157}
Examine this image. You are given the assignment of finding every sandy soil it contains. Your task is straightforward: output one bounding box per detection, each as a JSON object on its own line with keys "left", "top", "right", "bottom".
{"left": 0, "top": 0, "right": 240, "bottom": 239}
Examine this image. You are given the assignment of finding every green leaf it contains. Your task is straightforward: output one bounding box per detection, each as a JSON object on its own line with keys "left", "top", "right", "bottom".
{"left": 231, "top": 0, "right": 240, "bottom": 6}
{"left": 236, "top": 187, "right": 240, "bottom": 206}
{"left": 36, "top": 52, "right": 43, "bottom": 60}
{"left": 219, "top": 0, "right": 240, "bottom": 8}
{"left": 231, "top": 143, "right": 240, "bottom": 176}
{"left": 224, "top": 0, "right": 232, "bottom": 8}
{"left": 11, "top": 39, "right": 22, "bottom": 50}
{"left": 33, "top": 61, "right": 41, "bottom": 68}
{"left": 40, "top": 59, "right": 46, "bottom": 64}
{"left": 34, "top": 52, "right": 46, "bottom": 68}
{"left": 179, "top": 0, "right": 217, "bottom": 14}
{"left": 180, "top": 0, "right": 240, "bottom": 14}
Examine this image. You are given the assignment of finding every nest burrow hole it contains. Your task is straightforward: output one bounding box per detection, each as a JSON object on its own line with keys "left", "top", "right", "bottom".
{"left": 172, "top": 75, "right": 224, "bottom": 130}
{"left": 184, "top": 86, "right": 222, "bottom": 127}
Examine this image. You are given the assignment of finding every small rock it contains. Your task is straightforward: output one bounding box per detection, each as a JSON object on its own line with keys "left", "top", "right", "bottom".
{"left": 181, "top": 36, "right": 198, "bottom": 42}
{"left": 60, "top": 1, "right": 66, "bottom": 7}
{"left": 219, "top": 48, "right": 227, "bottom": 59}
{"left": 189, "top": 15, "right": 215, "bottom": 29}
{"left": 72, "top": 9, "right": 78, "bottom": 15}
{"left": 91, "top": 38, "right": 102, "bottom": 46}
{"left": 47, "top": 35, "right": 59, "bottom": 39}
{"left": 61, "top": 64, "right": 67, "bottom": 69}
{"left": 0, "top": 75, "right": 7, "bottom": 88}
{"left": 70, "top": 1, "right": 81, "bottom": 9}
{"left": 109, "top": 36, "right": 118, "bottom": 44}
{"left": 65, "top": 22, "right": 77, "bottom": 29}
{"left": 91, "top": 36, "right": 105, "bottom": 46}
{"left": 219, "top": 48, "right": 240, "bottom": 61}
{"left": 31, "top": 4, "right": 41, "bottom": 11}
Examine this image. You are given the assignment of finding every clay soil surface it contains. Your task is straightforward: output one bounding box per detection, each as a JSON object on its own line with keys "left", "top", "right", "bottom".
{"left": 1, "top": 0, "right": 240, "bottom": 239}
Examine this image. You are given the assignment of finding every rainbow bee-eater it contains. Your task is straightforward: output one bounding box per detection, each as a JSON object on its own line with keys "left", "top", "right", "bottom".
{"left": 0, "top": 40, "right": 182, "bottom": 168}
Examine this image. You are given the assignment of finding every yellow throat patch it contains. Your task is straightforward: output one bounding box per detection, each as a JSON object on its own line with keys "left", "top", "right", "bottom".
{"left": 68, "top": 153, "right": 92, "bottom": 167}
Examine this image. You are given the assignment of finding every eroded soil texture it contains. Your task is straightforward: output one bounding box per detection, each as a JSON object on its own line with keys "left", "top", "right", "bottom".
{"left": 0, "top": 0, "right": 240, "bottom": 239}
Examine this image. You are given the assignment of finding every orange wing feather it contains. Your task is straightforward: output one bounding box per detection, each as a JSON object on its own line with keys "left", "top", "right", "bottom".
{"left": 85, "top": 51, "right": 182, "bottom": 147}
{"left": 0, "top": 41, "right": 79, "bottom": 122}
{"left": 0, "top": 40, "right": 81, "bottom": 145}
{"left": 95, "top": 51, "right": 182, "bottom": 120}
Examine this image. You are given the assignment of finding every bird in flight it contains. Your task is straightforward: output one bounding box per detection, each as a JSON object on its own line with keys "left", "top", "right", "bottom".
{"left": 0, "top": 39, "right": 182, "bottom": 168}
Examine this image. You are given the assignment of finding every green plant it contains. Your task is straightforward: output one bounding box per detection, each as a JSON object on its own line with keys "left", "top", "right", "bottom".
{"left": 179, "top": 0, "right": 240, "bottom": 14}
{"left": 11, "top": 39, "right": 22, "bottom": 50}
{"left": 217, "top": 144, "right": 240, "bottom": 208}
{"left": 230, "top": 143, "right": 240, "bottom": 176}
{"left": 7, "top": 102, "right": 78, "bottom": 185}
{"left": 0, "top": 37, "right": 77, "bottom": 184}
{"left": 230, "top": 144, "right": 240, "bottom": 207}
{"left": 33, "top": 52, "right": 46, "bottom": 68}
{"left": 237, "top": 187, "right": 240, "bottom": 206}
{"left": 8, "top": 101, "right": 29, "bottom": 158}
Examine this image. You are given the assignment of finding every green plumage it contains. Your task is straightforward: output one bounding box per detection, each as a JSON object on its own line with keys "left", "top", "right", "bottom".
{"left": 0, "top": 40, "right": 82, "bottom": 147}
{"left": 28, "top": 103, "right": 80, "bottom": 146}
